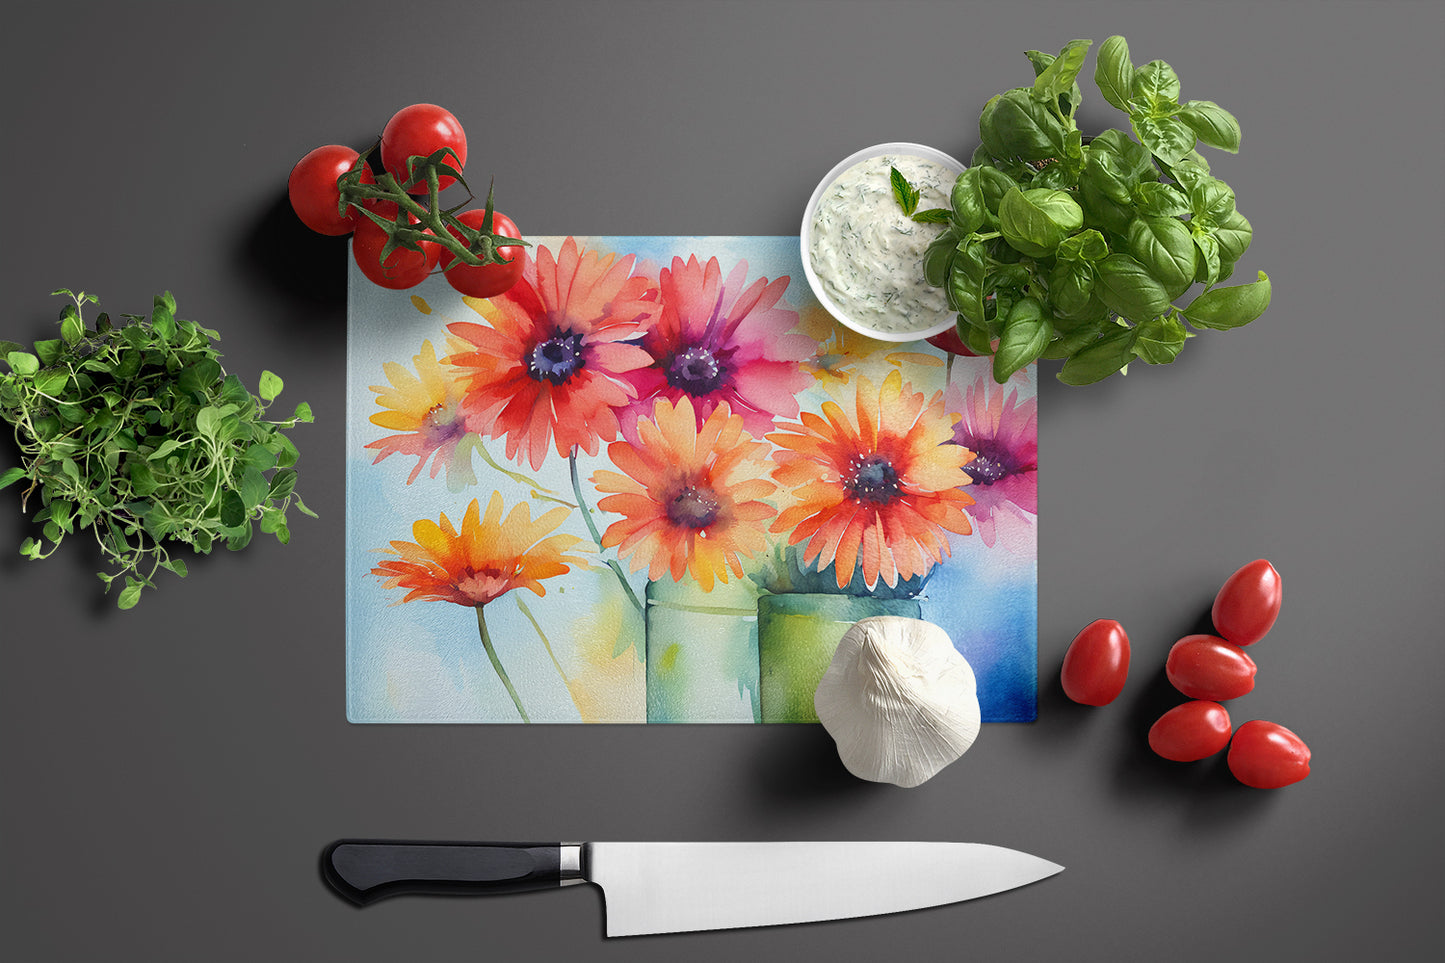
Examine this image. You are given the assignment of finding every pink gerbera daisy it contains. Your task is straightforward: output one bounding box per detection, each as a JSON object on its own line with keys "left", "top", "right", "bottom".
{"left": 621, "top": 254, "right": 813, "bottom": 438}
{"left": 947, "top": 376, "right": 1038, "bottom": 550}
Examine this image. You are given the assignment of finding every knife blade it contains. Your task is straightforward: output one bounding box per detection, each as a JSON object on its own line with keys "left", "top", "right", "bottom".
{"left": 321, "top": 839, "right": 1062, "bottom": 936}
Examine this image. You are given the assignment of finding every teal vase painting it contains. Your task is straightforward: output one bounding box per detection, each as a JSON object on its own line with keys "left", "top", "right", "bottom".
{"left": 346, "top": 236, "right": 1039, "bottom": 724}
{"left": 758, "top": 593, "right": 922, "bottom": 724}
{"left": 645, "top": 578, "right": 760, "bottom": 723}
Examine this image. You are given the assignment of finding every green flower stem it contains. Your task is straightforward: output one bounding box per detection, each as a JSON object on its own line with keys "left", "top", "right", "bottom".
{"left": 513, "top": 596, "right": 570, "bottom": 686}
{"left": 569, "top": 450, "right": 645, "bottom": 615}
{"left": 476, "top": 604, "right": 530, "bottom": 723}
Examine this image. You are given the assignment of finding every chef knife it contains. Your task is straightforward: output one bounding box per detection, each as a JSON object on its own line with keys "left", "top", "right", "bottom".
{"left": 321, "top": 839, "right": 1062, "bottom": 936}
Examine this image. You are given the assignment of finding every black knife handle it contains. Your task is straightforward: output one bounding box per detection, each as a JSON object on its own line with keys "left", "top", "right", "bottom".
{"left": 322, "top": 840, "right": 567, "bottom": 906}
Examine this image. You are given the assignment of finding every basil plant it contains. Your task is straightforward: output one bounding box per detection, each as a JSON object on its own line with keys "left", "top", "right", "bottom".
{"left": 926, "top": 36, "right": 1270, "bottom": 384}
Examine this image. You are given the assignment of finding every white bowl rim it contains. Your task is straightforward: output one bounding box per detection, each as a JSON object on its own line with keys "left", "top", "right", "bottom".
{"left": 800, "top": 142, "right": 967, "bottom": 344}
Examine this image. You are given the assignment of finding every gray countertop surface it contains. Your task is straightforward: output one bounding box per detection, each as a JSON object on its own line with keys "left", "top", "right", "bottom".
{"left": 3, "top": 2, "right": 1441, "bottom": 960}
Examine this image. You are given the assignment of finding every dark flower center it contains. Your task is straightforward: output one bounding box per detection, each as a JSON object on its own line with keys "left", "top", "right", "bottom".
{"left": 667, "top": 484, "right": 721, "bottom": 530}
{"left": 664, "top": 345, "right": 727, "bottom": 396}
{"left": 528, "top": 330, "right": 586, "bottom": 385}
{"left": 420, "top": 402, "right": 465, "bottom": 447}
{"left": 844, "top": 454, "right": 901, "bottom": 504}
{"left": 962, "top": 441, "right": 1014, "bottom": 487}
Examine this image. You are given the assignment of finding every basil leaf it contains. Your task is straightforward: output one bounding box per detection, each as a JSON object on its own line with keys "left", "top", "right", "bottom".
{"left": 1131, "top": 60, "right": 1182, "bottom": 113}
{"left": 1126, "top": 216, "right": 1198, "bottom": 299}
{"left": 1042, "top": 316, "right": 1106, "bottom": 359}
{"left": 950, "top": 170, "right": 989, "bottom": 234}
{"left": 1025, "top": 49, "right": 1055, "bottom": 77}
{"left": 0, "top": 466, "right": 26, "bottom": 490}
{"left": 994, "top": 298, "right": 1052, "bottom": 383}
{"left": 979, "top": 88, "right": 1069, "bottom": 161}
{"left": 1133, "top": 181, "right": 1191, "bottom": 217}
{"left": 1089, "top": 129, "right": 1154, "bottom": 177}
{"left": 1133, "top": 116, "right": 1196, "bottom": 166}
{"left": 1059, "top": 325, "right": 1137, "bottom": 385}
{"left": 1031, "top": 163, "right": 1075, "bottom": 190}
{"left": 1132, "top": 314, "right": 1188, "bottom": 364}
{"left": 1183, "top": 271, "right": 1271, "bottom": 329}
{"left": 1177, "top": 100, "right": 1241, "bottom": 152}
{"left": 1000, "top": 187, "right": 1083, "bottom": 258}
{"left": 975, "top": 167, "right": 1017, "bottom": 223}
{"left": 1095, "top": 254, "right": 1174, "bottom": 322}
{"left": 1095, "top": 35, "right": 1135, "bottom": 112}
{"left": 1049, "top": 259, "right": 1096, "bottom": 317}
{"left": 1193, "top": 232, "right": 1222, "bottom": 285}
{"left": 947, "top": 241, "right": 990, "bottom": 329}
{"left": 1212, "top": 209, "right": 1253, "bottom": 263}
{"left": 1033, "top": 39, "right": 1092, "bottom": 108}
{"left": 922, "top": 231, "right": 959, "bottom": 287}
{"left": 1187, "top": 174, "right": 1236, "bottom": 223}
{"left": 1057, "top": 228, "right": 1109, "bottom": 262}
{"left": 1078, "top": 157, "right": 1134, "bottom": 235}
{"left": 1026, "top": 47, "right": 1085, "bottom": 115}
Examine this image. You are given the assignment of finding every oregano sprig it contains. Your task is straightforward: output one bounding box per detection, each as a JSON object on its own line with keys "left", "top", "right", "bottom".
{"left": 0, "top": 290, "right": 315, "bottom": 609}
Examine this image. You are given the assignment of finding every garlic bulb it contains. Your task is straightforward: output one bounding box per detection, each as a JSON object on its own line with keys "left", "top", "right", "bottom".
{"left": 814, "top": 616, "right": 980, "bottom": 788}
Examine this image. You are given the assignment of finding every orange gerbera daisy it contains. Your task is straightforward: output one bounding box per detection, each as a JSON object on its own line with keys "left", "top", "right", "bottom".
{"left": 371, "top": 491, "right": 587, "bottom": 607}
{"left": 768, "top": 369, "right": 975, "bottom": 590}
{"left": 591, "top": 397, "right": 778, "bottom": 592}
{"left": 365, "top": 337, "right": 475, "bottom": 487}
{"left": 445, "top": 237, "right": 659, "bottom": 471}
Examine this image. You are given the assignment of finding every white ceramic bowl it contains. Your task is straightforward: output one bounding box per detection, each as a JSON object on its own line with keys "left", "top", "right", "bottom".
{"left": 800, "top": 142, "right": 966, "bottom": 343}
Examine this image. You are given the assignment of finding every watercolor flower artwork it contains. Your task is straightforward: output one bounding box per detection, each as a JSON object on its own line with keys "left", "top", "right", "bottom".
{"left": 347, "top": 236, "right": 1039, "bottom": 724}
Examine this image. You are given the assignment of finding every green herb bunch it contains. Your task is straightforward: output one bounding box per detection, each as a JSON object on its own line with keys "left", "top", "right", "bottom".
{"left": 924, "top": 36, "right": 1272, "bottom": 384}
{"left": 0, "top": 290, "right": 315, "bottom": 609}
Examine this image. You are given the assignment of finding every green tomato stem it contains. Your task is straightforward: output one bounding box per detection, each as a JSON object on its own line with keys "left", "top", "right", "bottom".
{"left": 339, "top": 164, "right": 525, "bottom": 271}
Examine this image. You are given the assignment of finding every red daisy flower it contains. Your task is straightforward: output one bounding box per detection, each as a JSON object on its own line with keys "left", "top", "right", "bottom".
{"left": 445, "top": 237, "right": 659, "bottom": 470}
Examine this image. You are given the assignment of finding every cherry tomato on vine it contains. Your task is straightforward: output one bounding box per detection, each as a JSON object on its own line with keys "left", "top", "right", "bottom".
{"left": 1060, "top": 619, "right": 1130, "bottom": 706}
{"left": 381, "top": 104, "right": 467, "bottom": 194}
{"left": 1212, "top": 559, "right": 1283, "bottom": 646}
{"left": 1165, "top": 634, "right": 1258, "bottom": 702}
{"left": 1227, "top": 720, "right": 1311, "bottom": 788}
{"left": 1148, "top": 701, "right": 1233, "bottom": 761}
{"left": 440, "top": 210, "right": 525, "bottom": 299}
{"left": 288, "top": 145, "right": 375, "bottom": 235}
{"left": 352, "top": 201, "right": 440, "bottom": 290}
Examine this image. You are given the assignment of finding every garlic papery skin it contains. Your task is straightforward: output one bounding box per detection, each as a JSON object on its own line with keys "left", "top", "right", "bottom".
{"left": 814, "top": 616, "right": 981, "bottom": 788}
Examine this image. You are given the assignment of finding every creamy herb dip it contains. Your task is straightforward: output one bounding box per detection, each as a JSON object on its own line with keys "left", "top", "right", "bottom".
{"left": 808, "top": 153, "right": 956, "bottom": 336}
